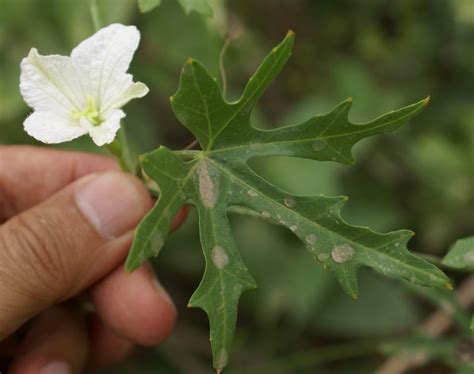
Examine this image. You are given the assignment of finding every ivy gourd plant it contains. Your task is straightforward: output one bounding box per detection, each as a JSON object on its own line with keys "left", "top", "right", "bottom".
{"left": 125, "top": 31, "right": 451, "bottom": 371}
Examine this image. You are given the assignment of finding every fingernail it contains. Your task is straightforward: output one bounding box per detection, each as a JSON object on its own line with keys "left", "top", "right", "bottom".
{"left": 39, "top": 361, "right": 71, "bottom": 374}
{"left": 75, "top": 172, "right": 149, "bottom": 239}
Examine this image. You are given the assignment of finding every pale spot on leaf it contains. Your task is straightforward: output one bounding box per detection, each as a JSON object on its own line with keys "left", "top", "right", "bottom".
{"left": 312, "top": 140, "right": 326, "bottom": 151}
{"left": 317, "top": 253, "right": 329, "bottom": 262}
{"left": 197, "top": 161, "right": 218, "bottom": 209}
{"left": 331, "top": 244, "right": 354, "bottom": 263}
{"left": 284, "top": 197, "right": 295, "bottom": 208}
{"left": 262, "top": 211, "right": 271, "bottom": 218}
{"left": 211, "top": 245, "right": 229, "bottom": 269}
{"left": 306, "top": 234, "right": 317, "bottom": 245}
{"left": 247, "top": 189, "right": 258, "bottom": 197}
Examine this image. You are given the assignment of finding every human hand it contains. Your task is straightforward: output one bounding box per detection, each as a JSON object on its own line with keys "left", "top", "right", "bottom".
{"left": 0, "top": 146, "right": 184, "bottom": 374}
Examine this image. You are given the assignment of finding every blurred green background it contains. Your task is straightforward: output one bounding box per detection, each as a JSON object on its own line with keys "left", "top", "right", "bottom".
{"left": 1, "top": 0, "right": 473, "bottom": 372}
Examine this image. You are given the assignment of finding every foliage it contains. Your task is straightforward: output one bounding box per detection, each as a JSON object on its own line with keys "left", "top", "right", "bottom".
{"left": 126, "top": 32, "right": 451, "bottom": 370}
{"left": 443, "top": 236, "right": 474, "bottom": 271}
{"left": 1, "top": 0, "right": 473, "bottom": 372}
{"left": 138, "top": 0, "right": 212, "bottom": 16}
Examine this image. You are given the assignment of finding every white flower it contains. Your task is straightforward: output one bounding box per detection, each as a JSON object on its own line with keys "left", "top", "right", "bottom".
{"left": 20, "top": 23, "right": 149, "bottom": 146}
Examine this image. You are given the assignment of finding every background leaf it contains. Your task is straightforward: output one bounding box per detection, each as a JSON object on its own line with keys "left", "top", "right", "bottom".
{"left": 442, "top": 236, "right": 474, "bottom": 271}
{"left": 177, "top": 0, "right": 212, "bottom": 16}
{"left": 138, "top": 0, "right": 161, "bottom": 13}
{"left": 137, "top": 0, "right": 212, "bottom": 16}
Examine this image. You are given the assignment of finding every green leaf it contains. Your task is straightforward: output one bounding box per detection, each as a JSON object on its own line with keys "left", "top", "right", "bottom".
{"left": 138, "top": 0, "right": 161, "bottom": 13}
{"left": 442, "top": 236, "right": 474, "bottom": 271}
{"left": 126, "top": 31, "right": 450, "bottom": 371}
{"left": 137, "top": 0, "right": 212, "bottom": 16}
{"left": 177, "top": 0, "right": 213, "bottom": 16}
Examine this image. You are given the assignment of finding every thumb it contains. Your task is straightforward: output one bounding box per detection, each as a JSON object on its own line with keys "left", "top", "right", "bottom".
{"left": 0, "top": 171, "right": 152, "bottom": 338}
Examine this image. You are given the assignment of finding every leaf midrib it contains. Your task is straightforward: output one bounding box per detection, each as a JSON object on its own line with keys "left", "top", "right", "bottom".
{"left": 206, "top": 103, "right": 421, "bottom": 157}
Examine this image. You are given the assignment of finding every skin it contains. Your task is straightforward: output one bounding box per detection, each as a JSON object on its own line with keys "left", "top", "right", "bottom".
{"left": 0, "top": 146, "right": 188, "bottom": 374}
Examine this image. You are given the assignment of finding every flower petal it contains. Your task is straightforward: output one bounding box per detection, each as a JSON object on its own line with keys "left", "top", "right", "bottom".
{"left": 101, "top": 78, "right": 149, "bottom": 114}
{"left": 24, "top": 111, "right": 87, "bottom": 144}
{"left": 20, "top": 48, "right": 86, "bottom": 115}
{"left": 81, "top": 109, "right": 125, "bottom": 146}
{"left": 70, "top": 24, "right": 141, "bottom": 108}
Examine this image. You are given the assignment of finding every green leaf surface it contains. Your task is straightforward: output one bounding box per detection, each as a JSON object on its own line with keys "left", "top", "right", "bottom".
{"left": 137, "top": 0, "right": 212, "bottom": 15}
{"left": 138, "top": 0, "right": 161, "bottom": 13}
{"left": 126, "top": 31, "right": 450, "bottom": 371}
{"left": 442, "top": 236, "right": 474, "bottom": 271}
{"left": 177, "top": 0, "right": 212, "bottom": 16}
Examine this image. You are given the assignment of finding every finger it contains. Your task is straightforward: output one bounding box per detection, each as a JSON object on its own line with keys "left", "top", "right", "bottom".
{"left": 0, "top": 334, "right": 19, "bottom": 357}
{"left": 8, "top": 306, "right": 88, "bottom": 374}
{"left": 0, "top": 171, "right": 152, "bottom": 338}
{"left": 0, "top": 145, "right": 118, "bottom": 221}
{"left": 87, "top": 314, "right": 134, "bottom": 368}
{"left": 171, "top": 205, "right": 189, "bottom": 231}
{"left": 91, "top": 263, "right": 176, "bottom": 346}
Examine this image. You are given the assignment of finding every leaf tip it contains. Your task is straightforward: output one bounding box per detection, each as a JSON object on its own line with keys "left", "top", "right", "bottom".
{"left": 351, "top": 292, "right": 359, "bottom": 300}
{"left": 445, "top": 282, "right": 454, "bottom": 291}
{"left": 169, "top": 95, "right": 175, "bottom": 103}
{"left": 423, "top": 96, "right": 431, "bottom": 106}
{"left": 406, "top": 230, "right": 416, "bottom": 237}
{"left": 286, "top": 29, "right": 296, "bottom": 38}
{"left": 347, "top": 96, "right": 353, "bottom": 103}
{"left": 186, "top": 57, "right": 195, "bottom": 65}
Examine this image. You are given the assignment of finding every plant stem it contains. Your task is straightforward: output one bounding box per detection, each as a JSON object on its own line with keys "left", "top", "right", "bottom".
{"left": 419, "top": 253, "right": 472, "bottom": 273}
{"left": 218, "top": 38, "right": 231, "bottom": 98}
{"left": 174, "top": 149, "right": 201, "bottom": 159}
{"left": 184, "top": 139, "right": 199, "bottom": 150}
{"left": 104, "top": 126, "right": 162, "bottom": 196}
{"left": 105, "top": 126, "right": 136, "bottom": 173}
{"left": 89, "top": 0, "right": 101, "bottom": 31}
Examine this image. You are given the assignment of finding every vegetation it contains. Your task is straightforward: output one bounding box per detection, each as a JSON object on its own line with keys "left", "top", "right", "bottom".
{"left": 1, "top": 0, "right": 473, "bottom": 372}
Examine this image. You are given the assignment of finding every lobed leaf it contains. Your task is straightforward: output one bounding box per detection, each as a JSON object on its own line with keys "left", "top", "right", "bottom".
{"left": 126, "top": 31, "right": 451, "bottom": 371}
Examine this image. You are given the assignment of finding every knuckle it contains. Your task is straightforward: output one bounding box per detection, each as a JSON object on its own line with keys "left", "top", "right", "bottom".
{"left": 0, "top": 210, "right": 70, "bottom": 299}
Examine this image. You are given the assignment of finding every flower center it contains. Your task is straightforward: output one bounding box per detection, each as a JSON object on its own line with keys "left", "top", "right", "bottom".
{"left": 72, "top": 96, "right": 102, "bottom": 126}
